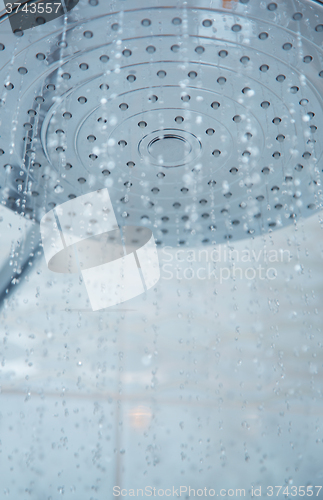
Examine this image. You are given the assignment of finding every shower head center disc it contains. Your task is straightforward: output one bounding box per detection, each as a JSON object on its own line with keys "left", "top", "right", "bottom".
{"left": 140, "top": 129, "right": 202, "bottom": 168}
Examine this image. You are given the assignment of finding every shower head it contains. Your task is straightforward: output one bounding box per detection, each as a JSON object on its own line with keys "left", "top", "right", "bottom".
{"left": 0, "top": 0, "right": 322, "bottom": 247}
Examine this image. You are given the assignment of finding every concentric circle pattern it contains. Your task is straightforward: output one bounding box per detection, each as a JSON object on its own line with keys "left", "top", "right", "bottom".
{"left": 0, "top": 0, "right": 322, "bottom": 245}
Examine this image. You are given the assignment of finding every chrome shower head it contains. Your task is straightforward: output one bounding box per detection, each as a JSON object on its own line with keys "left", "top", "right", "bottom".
{"left": 0, "top": 0, "right": 322, "bottom": 247}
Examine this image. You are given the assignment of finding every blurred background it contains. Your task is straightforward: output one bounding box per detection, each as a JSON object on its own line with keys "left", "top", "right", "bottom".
{"left": 0, "top": 205, "right": 322, "bottom": 498}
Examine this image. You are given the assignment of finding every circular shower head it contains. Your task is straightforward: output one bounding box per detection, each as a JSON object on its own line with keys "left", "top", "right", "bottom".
{"left": 0, "top": 0, "right": 322, "bottom": 246}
